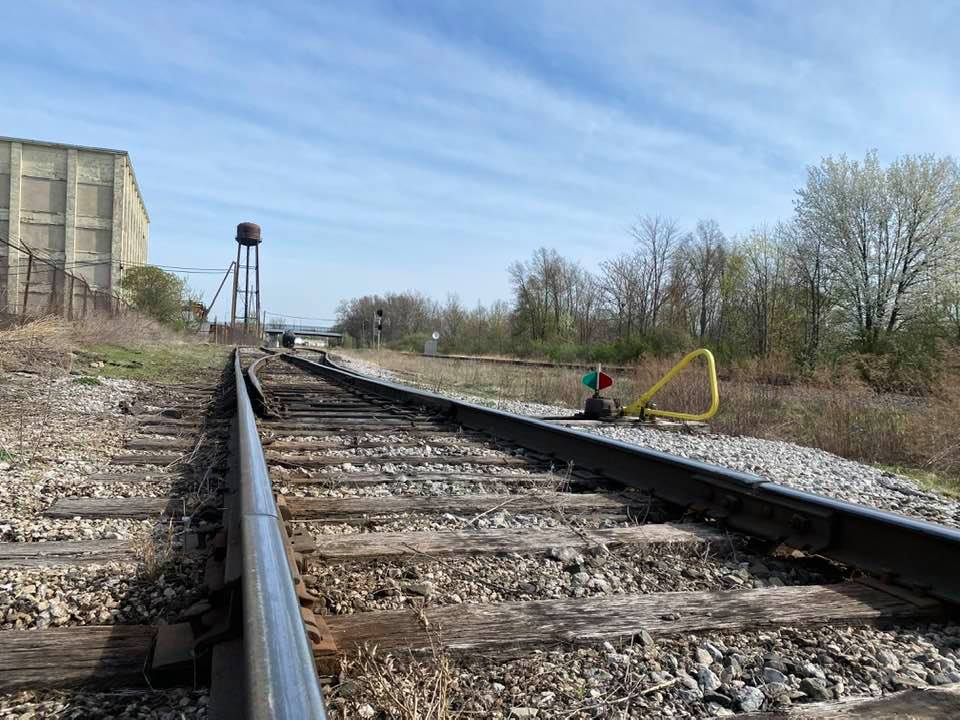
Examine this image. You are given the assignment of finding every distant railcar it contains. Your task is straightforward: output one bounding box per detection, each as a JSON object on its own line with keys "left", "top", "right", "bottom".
{"left": 281, "top": 330, "right": 297, "bottom": 348}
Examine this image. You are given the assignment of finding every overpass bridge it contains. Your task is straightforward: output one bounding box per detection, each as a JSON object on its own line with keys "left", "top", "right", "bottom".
{"left": 263, "top": 322, "right": 343, "bottom": 346}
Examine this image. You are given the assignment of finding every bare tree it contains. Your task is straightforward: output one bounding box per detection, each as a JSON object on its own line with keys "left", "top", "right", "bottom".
{"left": 599, "top": 252, "right": 643, "bottom": 340}
{"left": 685, "top": 219, "right": 727, "bottom": 340}
{"left": 630, "top": 214, "right": 682, "bottom": 329}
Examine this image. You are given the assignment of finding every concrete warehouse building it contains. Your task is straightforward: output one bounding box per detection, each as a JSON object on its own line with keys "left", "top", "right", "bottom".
{"left": 0, "top": 136, "right": 148, "bottom": 313}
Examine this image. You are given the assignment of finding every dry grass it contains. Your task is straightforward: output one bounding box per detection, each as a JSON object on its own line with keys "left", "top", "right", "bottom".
{"left": 0, "top": 316, "right": 75, "bottom": 373}
{"left": 336, "top": 631, "right": 459, "bottom": 719}
{"left": 69, "top": 311, "right": 182, "bottom": 346}
{"left": 339, "top": 349, "right": 723, "bottom": 416}
{"left": 340, "top": 349, "right": 960, "bottom": 495}
{"left": 133, "top": 521, "right": 179, "bottom": 582}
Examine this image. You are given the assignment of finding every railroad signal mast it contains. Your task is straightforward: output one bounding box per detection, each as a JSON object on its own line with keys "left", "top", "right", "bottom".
{"left": 374, "top": 308, "right": 383, "bottom": 350}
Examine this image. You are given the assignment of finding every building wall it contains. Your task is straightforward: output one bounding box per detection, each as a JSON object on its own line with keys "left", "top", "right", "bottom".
{"left": 0, "top": 137, "right": 148, "bottom": 313}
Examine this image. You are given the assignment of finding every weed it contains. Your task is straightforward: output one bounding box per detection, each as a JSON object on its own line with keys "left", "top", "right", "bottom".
{"left": 134, "top": 522, "right": 179, "bottom": 582}
{"left": 72, "top": 376, "right": 102, "bottom": 386}
{"left": 337, "top": 629, "right": 458, "bottom": 719}
{"left": 0, "top": 448, "right": 14, "bottom": 463}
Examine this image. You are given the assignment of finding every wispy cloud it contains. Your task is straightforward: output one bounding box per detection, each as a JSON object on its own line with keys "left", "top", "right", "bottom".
{"left": 2, "top": 0, "right": 957, "bottom": 319}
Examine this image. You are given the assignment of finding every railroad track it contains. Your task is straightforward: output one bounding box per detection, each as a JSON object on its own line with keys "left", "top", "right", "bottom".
{"left": 242, "top": 350, "right": 960, "bottom": 718}
{"left": 3, "top": 347, "right": 960, "bottom": 718}
{"left": 0, "top": 360, "right": 233, "bottom": 714}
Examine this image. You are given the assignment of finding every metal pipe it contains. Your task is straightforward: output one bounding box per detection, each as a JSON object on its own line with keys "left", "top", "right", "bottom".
{"left": 230, "top": 243, "right": 241, "bottom": 328}
{"left": 233, "top": 350, "right": 328, "bottom": 719}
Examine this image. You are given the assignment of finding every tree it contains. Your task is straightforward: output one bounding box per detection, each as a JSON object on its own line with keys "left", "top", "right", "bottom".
{"left": 630, "top": 214, "right": 681, "bottom": 329}
{"left": 684, "top": 219, "right": 727, "bottom": 340}
{"left": 795, "top": 151, "right": 960, "bottom": 350}
{"left": 121, "top": 266, "right": 187, "bottom": 326}
{"left": 741, "top": 225, "right": 789, "bottom": 356}
{"left": 599, "top": 252, "right": 643, "bottom": 340}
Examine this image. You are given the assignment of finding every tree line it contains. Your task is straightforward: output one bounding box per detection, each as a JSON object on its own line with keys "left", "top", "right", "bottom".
{"left": 336, "top": 151, "right": 960, "bottom": 385}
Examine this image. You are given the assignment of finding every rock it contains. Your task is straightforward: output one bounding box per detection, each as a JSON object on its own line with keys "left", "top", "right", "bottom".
{"left": 403, "top": 581, "right": 434, "bottom": 597}
{"left": 763, "top": 654, "right": 788, "bottom": 673}
{"left": 546, "top": 547, "right": 581, "bottom": 564}
{"left": 762, "top": 667, "right": 788, "bottom": 684}
{"left": 636, "top": 629, "right": 655, "bottom": 648}
{"left": 876, "top": 649, "right": 901, "bottom": 671}
{"left": 510, "top": 708, "right": 539, "bottom": 718}
{"left": 703, "top": 692, "right": 732, "bottom": 707}
{"left": 357, "top": 704, "right": 375, "bottom": 718}
{"left": 702, "top": 641, "right": 725, "bottom": 663}
{"left": 762, "top": 682, "right": 791, "bottom": 700}
{"left": 799, "top": 677, "right": 832, "bottom": 701}
{"left": 890, "top": 673, "right": 927, "bottom": 691}
{"left": 697, "top": 665, "right": 722, "bottom": 692}
{"left": 677, "top": 688, "right": 703, "bottom": 703}
{"left": 737, "top": 686, "right": 765, "bottom": 712}
{"left": 695, "top": 648, "right": 715, "bottom": 665}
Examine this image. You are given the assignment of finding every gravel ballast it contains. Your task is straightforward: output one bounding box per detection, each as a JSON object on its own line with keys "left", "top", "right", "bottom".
{"left": 326, "top": 623, "right": 960, "bottom": 718}
{"left": 0, "top": 688, "right": 208, "bottom": 719}
{"left": 331, "top": 353, "right": 960, "bottom": 529}
{"left": 0, "top": 562, "right": 199, "bottom": 629}
{"left": 309, "top": 545, "right": 835, "bottom": 615}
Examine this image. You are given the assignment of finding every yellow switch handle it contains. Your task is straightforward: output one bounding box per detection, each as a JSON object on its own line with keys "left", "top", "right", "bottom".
{"left": 623, "top": 348, "right": 719, "bottom": 421}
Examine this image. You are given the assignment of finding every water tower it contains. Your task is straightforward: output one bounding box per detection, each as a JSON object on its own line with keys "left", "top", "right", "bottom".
{"left": 230, "top": 222, "right": 262, "bottom": 335}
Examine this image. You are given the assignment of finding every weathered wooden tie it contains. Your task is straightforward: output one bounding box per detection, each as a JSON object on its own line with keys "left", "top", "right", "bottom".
{"left": 125, "top": 438, "right": 194, "bottom": 451}
{"left": 267, "top": 453, "right": 531, "bottom": 469}
{"left": 44, "top": 497, "right": 184, "bottom": 520}
{"left": 82, "top": 471, "right": 180, "bottom": 484}
{"left": 111, "top": 453, "right": 184, "bottom": 466}
{"left": 275, "top": 471, "right": 574, "bottom": 487}
{"left": 310, "top": 523, "right": 721, "bottom": 562}
{"left": 263, "top": 438, "right": 491, "bottom": 452}
{"left": 286, "top": 491, "right": 632, "bottom": 522}
{"left": 0, "top": 626, "right": 156, "bottom": 691}
{"left": 0, "top": 539, "right": 135, "bottom": 568}
{"left": 322, "top": 583, "right": 941, "bottom": 658}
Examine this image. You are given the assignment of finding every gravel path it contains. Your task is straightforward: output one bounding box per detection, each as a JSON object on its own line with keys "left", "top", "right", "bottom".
{"left": 332, "top": 353, "right": 960, "bottom": 529}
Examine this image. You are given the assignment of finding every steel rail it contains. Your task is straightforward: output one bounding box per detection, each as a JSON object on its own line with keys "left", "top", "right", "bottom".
{"left": 283, "top": 351, "right": 960, "bottom": 606}
{"left": 233, "top": 350, "right": 328, "bottom": 719}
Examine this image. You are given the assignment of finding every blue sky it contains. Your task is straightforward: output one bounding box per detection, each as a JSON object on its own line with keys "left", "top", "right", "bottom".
{"left": 3, "top": 1, "right": 958, "bottom": 322}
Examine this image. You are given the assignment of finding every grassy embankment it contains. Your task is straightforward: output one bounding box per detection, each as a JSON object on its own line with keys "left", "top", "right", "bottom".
{"left": 336, "top": 348, "right": 960, "bottom": 499}
{"left": 0, "top": 315, "right": 230, "bottom": 383}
